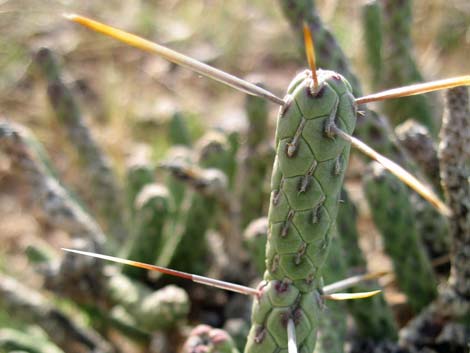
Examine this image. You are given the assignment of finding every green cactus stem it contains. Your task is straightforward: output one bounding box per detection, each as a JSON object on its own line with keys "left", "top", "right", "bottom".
{"left": 166, "top": 168, "right": 228, "bottom": 275}
{"left": 34, "top": 47, "right": 126, "bottom": 243}
{"left": 168, "top": 111, "right": 193, "bottom": 147}
{"left": 243, "top": 217, "right": 269, "bottom": 277}
{"left": 363, "top": 162, "right": 437, "bottom": 312}
{"left": 125, "top": 144, "right": 155, "bottom": 219}
{"left": 337, "top": 189, "right": 398, "bottom": 341}
{"left": 361, "top": 0, "right": 383, "bottom": 87}
{"left": 107, "top": 274, "right": 190, "bottom": 332}
{"left": 184, "top": 325, "right": 240, "bottom": 353}
{"left": 160, "top": 146, "right": 194, "bottom": 213}
{"left": 122, "top": 184, "right": 171, "bottom": 280}
{"left": 238, "top": 90, "right": 274, "bottom": 227}
{"left": 245, "top": 69, "right": 357, "bottom": 353}
{"left": 314, "top": 230, "right": 347, "bottom": 353}
{"left": 0, "top": 274, "right": 113, "bottom": 353}
{"left": 0, "top": 120, "right": 105, "bottom": 248}
{"left": 0, "top": 329, "right": 64, "bottom": 353}
{"left": 196, "top": 131, "right": 232, "bottom": 174}
{"left": 380, "top": 0, "right": 436, "bottom": 132}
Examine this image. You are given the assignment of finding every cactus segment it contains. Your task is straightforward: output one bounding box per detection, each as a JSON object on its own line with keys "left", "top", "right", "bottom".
{"left": 363, "top": 162, "right": 437, "bottom": 312}
{"left": 122, "top": 184, "right": 171, "bottom": 280}
{"left": 108, "top": 275, "right": 189, "bottom": 331}
{"left": 0, "top": 328, "right": 64, "bottom": 353}
{"left": 35, "top": 48, "right": 127, "bottom": 244}
{"left": 184, "top": 325, "right": 240, "bottom": 353}
{"left": 245, "top": 69, "right": 357, "bottom": 353}
{"left": 243, "top": 218, "right": 269, "bottom": 277}
{"left": 381, "top": 0, "right": 436, "bottom": 132}
{"left": 337, "top": 189, "right": 398, "bottom": 341}
{"left": 361, "top": 0, "right": 383, "bottom": 86}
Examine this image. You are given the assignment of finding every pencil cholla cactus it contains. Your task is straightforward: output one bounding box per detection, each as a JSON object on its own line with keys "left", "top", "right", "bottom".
{"left": 244, "top": 69, "right": 357, "bottom": 353}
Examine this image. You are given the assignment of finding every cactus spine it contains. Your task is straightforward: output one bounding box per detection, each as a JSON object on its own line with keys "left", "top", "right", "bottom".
{"left": 244, "top": 69, "right": 357, "bottom": 353}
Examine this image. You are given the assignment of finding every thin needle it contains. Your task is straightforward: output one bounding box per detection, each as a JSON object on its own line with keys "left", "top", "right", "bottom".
{"left": 323, "top": 289, "right": 382, "bottom": 301}
{"left": 333, "top": 127, "right": 452, "bottom": 217}
{"left": 356, "top": 76, "right": 470, "bottom": 104}
{"left": 322, "top": 270, "right": 388, "bottom": 294}
{"left": 287, "top": 319, "right": 298, "bottom": 353}
{"left": 64, "top": 14, "right": 285, "bottom": 106}
{"left": 303, "top": 22, "right": 319, "bottom": 92}
{"left": 62, "top": 248, "right": 260, "bottom": 296}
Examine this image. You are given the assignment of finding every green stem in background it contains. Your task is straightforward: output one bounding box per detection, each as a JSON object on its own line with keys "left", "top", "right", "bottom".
{"left": 363, "top": 162, "right": 437, "bottom": 313}
{"left": 161, "top": 146, "right": 194, "bottom": 213}
{"left": 361, "top": 0, "right": 383, "bottom": 87}
{"left": 0, "top": 328, "right": 65, "bottom": 353}
{"left": 34, "top": 48, "right": 127, "bottom": 244}
{"left": 337, "top": 189, "right": 398, "bottom": 341}
{"left": 168, "top": 111, "right": 193, "bottom": 147}
{"left": 0, "top": 274, "right": 113, "bottom": 353}
{"left": 380, "top": 0, "right": 436, "bottom": 133}
{"left": 124, "top": 144, "right": 155, "bottom": 219}
{"left": 107, "top": 275, "right": 190, "bottom": 332}
{"left": 243, "top": 217, "right": 269, "bottom": 277}
{"left": 184, "top": 325, "right": 240, "bottom": 353}
{"left": 239, "top": 89, "right": 274, "bottom": 227}
{"left": 245, "top": 70, "right": 357, "bottom": 352}
{"left": 166, "top": 169, "right": 226, "bottom": 275}
{"left": 314, "top": 230, "right": 347, "bottom": 353}
{"left": 122, "top": 184, "right": 171, "bottom": 281}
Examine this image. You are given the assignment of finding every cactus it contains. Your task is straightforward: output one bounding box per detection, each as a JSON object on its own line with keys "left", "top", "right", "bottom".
{"left": 167, "top": 168, "right": 227, "bottom": 275}
{"left": 361, "top": 0, "right": 383, "bottom": 87}
{"left": 184, "top": 325, "right": 240, "bottom": 353}
{"left": 0, "top": 274, "right": 113, "bottom": 353}
{"left": 363, "top": 162, "right": 437, "bottom": 312}
{"left": 400, "top": 87, "right": 470, "bottom": 353}
{"left": 337, "top": 189, "right": 398, "bottom": 341}
{"left": 0, "top": 120, "right": 106, "bottom": 249}
{"left": 380, "top": 0, "right": 436, "bottom": 132}
{"left": 108, "top": 274, "right": 190, "bottom": 331}
{"left": 161, "top": 146, "right": 194, "bottom": 212}
{"left": 238, "top": 90, "right": 274, "bottom": 227}
{"left": 244, "top": 69, "right": 357, "bottom": 352}
{"left": 314, "top": 231, "right": 347, "bottom": 353}
{"left": 438, "top": 87, "right": 470, "bottom": 299}
{"left": 243, "top": 217, "right": 268, "bottom": 277}
{"left": 395, "top": 120, "right": 441, "bottom": 191}
{"left": 0, "top": 329, "right": 64, "bottom": 353}
{"left": 169, "top": 111, "right": 193, "bottom": 147}
{"left": 34, "top": 48, "right": 127, "bottom": 243}
{"left": 122, "top": 184, "right": 171, "bottom": 280}
{"left": 124, "top": 144, "right": 156, "bottom": 218}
